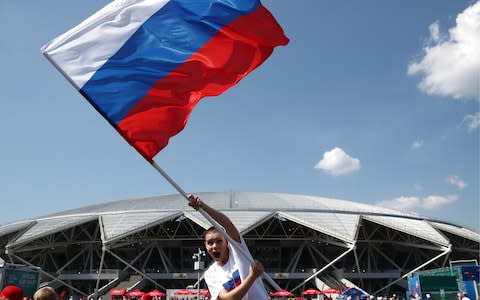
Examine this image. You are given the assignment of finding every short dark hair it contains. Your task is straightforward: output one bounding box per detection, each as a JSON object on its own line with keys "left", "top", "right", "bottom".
{"left": 204, "top": 226, "right": 218, "bottom": 238}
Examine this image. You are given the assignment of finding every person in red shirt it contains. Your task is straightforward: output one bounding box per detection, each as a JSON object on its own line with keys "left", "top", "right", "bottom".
{"left": 0, "top": 286, "right": 24, "bottom": 300}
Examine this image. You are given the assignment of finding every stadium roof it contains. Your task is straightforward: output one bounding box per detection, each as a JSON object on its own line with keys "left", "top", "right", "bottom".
{"left": 2, "top": 192, "right": 478, "bottom": 249}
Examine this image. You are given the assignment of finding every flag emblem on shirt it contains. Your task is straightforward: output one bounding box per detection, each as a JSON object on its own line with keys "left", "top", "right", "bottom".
{"left": 223, "top": 270, "right": 242, "bottom": 291}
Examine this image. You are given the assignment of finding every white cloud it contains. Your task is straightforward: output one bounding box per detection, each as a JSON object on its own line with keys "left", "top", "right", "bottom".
{"left": 447, "top": 175, "right": 467, "bottom": 190}
{"left": 429, "top": 21, "right": 441, "bottom": 42}
{"left": 411, "top": 139, "right": 424, "bottom": 150}
{"left": 422, "top": 195, "right": 458, "bottom": 209}
{"left": 314, "top": 147, "right": 360, "bottom": 176}
{"left": 408, "top": 2, "right": 480, "bottom": 100}
{"left": 377, "top": 196, "right": 421, "bottom": 211}
{"left": 463, "top": 112, "right": 480, "bottom": 131}
{"left": 377, "top": 194, "right": 458, "bottom": 211}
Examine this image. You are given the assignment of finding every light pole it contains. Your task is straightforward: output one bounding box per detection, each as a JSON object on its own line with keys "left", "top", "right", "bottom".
{"left": 192, "top": 248, "right": 206, "bottom": 299}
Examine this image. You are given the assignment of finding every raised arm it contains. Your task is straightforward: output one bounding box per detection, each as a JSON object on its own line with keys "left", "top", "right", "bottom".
{"left": 187, "top": 194, "right": 241, "bottom": 242}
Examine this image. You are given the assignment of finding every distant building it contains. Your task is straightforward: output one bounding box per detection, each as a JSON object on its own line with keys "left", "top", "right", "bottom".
{"left": 0, "top": 192, "right": 478, "bottom": 297}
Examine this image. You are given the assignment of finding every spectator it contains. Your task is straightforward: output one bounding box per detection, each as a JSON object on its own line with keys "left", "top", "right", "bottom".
{"left": 0, "top": 286, "right": 24, "bottom": 300}
{"left": 33, "top": 287, "right": 58, "bottom": 300}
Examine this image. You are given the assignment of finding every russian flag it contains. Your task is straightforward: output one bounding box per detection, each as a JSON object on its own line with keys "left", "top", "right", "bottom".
{"left": 222, "top": 270, "right": 242, "bottom": 291}
{"left": 42, "top": 0, "right": 288, "bottom": 161}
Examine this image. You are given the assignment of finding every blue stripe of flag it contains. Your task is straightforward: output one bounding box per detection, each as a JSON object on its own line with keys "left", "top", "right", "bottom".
{"left": 80, "top": 0, "right": 260, "bottom": 125}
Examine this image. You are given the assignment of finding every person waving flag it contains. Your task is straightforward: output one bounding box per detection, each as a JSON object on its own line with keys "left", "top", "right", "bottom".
{"left": 43, "top": 0, "right": 288, "bottom": 292}
{"left": 42, "top": 0, "right": 288, "bottom": 161}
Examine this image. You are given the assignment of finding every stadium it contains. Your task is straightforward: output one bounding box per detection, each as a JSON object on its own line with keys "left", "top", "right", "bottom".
{"left": 0, "top": 192, "right": 478, "bottom": 298}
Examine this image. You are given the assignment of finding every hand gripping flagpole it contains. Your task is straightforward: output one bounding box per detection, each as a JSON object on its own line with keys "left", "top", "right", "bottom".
{"left": 151, "top": 161, "right": 281, "bottom": 291}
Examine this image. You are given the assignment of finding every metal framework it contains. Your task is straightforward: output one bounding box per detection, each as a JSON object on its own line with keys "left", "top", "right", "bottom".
{"left": 0, "top": 193, "right": 478, "bottom": 298}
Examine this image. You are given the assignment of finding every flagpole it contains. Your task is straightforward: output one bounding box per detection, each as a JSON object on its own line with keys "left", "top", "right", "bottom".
{"left": 151, "top": 161, "right": 281, "bottom": 291}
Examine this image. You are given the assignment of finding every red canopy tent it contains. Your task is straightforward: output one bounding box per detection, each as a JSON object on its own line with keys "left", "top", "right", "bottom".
{"left": 147, "top": 290, "right": 166, "bottom": 297}
{"left": 126, "top": 290, "right": 145, "bottom": 298}
{"left": 270, "top": 289, "right": 294, "bottom": 297}
{"left": 302, "top": 288, "right": 323, "bottom": 295}
{"left": 110, "top": 288, "right": 127, "bottom": 297}
{"left": 173, "top": 289, "right": 194, "bottom": 295}
{"left": 322, "top": 288, "right": 342, "bottom": 294}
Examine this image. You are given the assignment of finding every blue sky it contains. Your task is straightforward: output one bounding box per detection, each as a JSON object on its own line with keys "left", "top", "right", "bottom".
{"left": 1, "top": 0, "right": 479, "bottom": 231}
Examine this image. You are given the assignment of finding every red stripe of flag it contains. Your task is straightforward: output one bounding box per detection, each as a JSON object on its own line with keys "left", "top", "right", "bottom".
{"left": 117, "top": 5, "right": 288, "bottom": 160}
